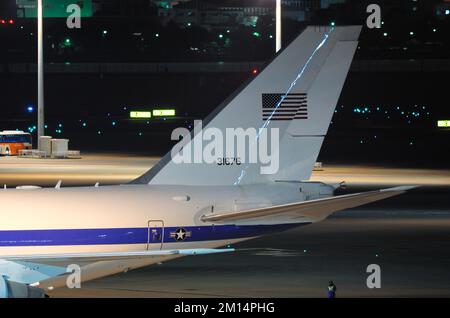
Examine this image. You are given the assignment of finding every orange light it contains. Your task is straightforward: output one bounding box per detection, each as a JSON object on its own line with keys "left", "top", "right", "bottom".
{"left": 252, "top": 68, "right": 258, "bottom": 75}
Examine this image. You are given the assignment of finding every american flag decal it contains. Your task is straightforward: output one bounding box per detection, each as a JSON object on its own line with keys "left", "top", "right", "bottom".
{"left": 262, "top": 93, "right": 307, "bottom": 121}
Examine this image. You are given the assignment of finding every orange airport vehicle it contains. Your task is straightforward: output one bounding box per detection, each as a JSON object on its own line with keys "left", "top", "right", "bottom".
{"left": 0, "top": 130, "right": 32, "bottom": 156}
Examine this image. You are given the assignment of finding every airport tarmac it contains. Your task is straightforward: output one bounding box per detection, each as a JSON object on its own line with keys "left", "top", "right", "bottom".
{"left": 0, "top": 153, "right": 449, "bottom": 188}
{"left": 1, "top": 153, "right": 450, "bottom": 297}
{"left": 0, "top": 154, "right": 161, "bottom": 187}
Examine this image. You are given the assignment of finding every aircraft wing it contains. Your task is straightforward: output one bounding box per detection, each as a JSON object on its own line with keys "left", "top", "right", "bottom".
{"left": 4, "top": 248, "right": 234, "bottom": 263}
{"left": 201, "top": 186, "right": 416, "bottom": 223}
{"left": 1, "top": 248, "right": 234, "bottom": 289}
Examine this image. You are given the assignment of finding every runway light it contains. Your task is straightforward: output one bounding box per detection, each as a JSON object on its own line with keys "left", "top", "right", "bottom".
{"left": 130, "top": 111, "right": 152, "bottom": 119}
{"left": 8, "top": 19, "right": 14, "bottom": 25}
{"left": 64, "top": 38, "right": 72, "bottom": 47}
{"left": 252, "top": 31, "right": 260, "bottom": 37}
{"left": 153, "top": 109, "right": 175, "bottom": 117}
{"left": 383, "top": 32, "right": 388, "bottom": 37}
{"left": 218, "top": 34, "right": 223, "bottom": 39}
{"left": 330, "top": 21, "right": 335, "bottom": 27}
{"left": 437, "top": 120, "right": 450, "bottom": 127}
{"left": 26, "top": 105, "right": 34, "bottom": 113}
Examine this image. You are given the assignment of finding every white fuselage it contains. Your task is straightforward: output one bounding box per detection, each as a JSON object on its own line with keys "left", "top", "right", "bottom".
{"left": 0, "top": 183, "right": 323, "bottom": 258}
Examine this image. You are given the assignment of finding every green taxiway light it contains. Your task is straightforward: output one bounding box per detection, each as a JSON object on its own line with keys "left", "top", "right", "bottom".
{"left": 437, "top": 120, "right": 450, "bottom": 127}
{"left": 130, "top": 111, "right": 152, "bottom": 119}
{"left": 153, "top": 109, "right": 176, "bottom": 117}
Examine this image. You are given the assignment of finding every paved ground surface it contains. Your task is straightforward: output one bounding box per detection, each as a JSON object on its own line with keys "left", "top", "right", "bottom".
{"left": 1, "top": 153, "right": 449, "bottom": 188}
{"left": 0, "top": 154, "right": 160, "bottom": 187}
{"left": 1, "top": 153, "right": 449, "bottom": 297}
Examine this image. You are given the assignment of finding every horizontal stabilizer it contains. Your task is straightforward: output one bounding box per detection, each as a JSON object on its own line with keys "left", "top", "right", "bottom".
{"left": 201, "top": 186, "right": 417, "bottom": 223}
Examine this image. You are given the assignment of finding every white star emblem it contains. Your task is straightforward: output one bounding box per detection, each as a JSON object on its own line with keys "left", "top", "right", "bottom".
{"left": 175, "top": 228, "right": 187, "bottom": 241}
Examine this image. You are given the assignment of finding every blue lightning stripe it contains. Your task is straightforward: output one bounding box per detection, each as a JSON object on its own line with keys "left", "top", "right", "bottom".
{"left": 261, "top": 30, "right": 332, "bottom": 127}
{"left": 234, "top": 28, "right": 334, "bottom": 185}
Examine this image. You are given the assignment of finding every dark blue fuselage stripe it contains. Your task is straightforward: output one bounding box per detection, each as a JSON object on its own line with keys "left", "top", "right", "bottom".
{"left": 0, "top": 224, "right": 309, "bottom": 247}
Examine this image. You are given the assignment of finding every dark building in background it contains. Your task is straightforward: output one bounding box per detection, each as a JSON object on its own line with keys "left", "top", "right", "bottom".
{"left": 155, "top": 0, "right": 330, "bottom": 29}
{"left": 0, "top": 0, "right": 16, "bottom": 17}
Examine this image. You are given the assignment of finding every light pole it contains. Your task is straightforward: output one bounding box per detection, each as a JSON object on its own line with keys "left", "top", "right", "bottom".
{"left": 37, "top": 0, "right": 45, "bottom": 143}
{"left": 276, "top": 0, "right": 281, "bottom": 52}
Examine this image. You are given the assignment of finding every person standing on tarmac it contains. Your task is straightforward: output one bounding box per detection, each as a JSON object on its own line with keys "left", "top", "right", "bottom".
{"left": 327, "top": 281, "right": 337, "bottom": 298}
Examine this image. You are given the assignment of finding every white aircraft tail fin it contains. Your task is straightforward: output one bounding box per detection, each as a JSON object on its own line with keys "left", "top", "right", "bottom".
{"left": 132, "top": 26, "right": 362, "bottom": 186}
